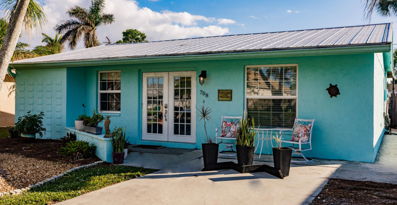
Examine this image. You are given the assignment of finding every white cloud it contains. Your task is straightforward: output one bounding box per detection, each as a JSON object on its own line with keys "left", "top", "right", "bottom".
{"left": 286, "top": 9, "right": 300, "bottom": 14}
{"left": 249, "top": 15, "right": 258, "bottom": 19}
{"left": 19, "top": 0, "right": 235, "bottom": 48}
{"left": 217, "top": 18, "right": 236, "bottom": 25}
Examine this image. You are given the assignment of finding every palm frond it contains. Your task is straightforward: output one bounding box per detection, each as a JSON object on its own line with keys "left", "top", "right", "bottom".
{"left": 364, "top": 0, "right": 397, "bottom": 18}
{"left": 101, "top": 14, "right": 114, "bottom": 24}
{"left": 24, "top": 0, "right": 46, "bottom": 30}
{"left": 68, "top": 6, "right": 91, "bottom": 24}
{"left": 55, "top": 20, "right": 81, "bottom": 33}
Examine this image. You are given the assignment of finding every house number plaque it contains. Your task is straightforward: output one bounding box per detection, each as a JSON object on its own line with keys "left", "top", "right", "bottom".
{"left": 218, "top": 89, "right": 232, "bottom": 101}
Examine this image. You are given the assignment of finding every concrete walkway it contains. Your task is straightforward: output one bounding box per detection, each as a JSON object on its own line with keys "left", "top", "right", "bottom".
{"left": 59, "top": 135, "right": 397, "bottom": 205}
{"left": 331, "top": 134, "right": 397, "bottom": 184}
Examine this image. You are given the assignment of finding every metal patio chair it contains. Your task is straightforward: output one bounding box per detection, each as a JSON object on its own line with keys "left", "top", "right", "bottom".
{"left": 215, "top": 116, "right": 242, "bottom": 157}
{"left": 276, "top": 119, "right": 315, "bottom": 162}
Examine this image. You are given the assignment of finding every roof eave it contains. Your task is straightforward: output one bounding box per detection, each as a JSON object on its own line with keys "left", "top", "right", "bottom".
{"left": 10, "top": 44, "right": 392, "bottom": 69}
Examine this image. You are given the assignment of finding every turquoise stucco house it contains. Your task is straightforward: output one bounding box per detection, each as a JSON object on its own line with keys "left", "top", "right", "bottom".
{"left": 10, "top": 23, "right": 393, "bottom": 162}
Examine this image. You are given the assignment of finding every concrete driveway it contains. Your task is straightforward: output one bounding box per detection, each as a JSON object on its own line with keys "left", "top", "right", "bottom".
{"left": 59, "top": 150, "right": 341, "bottom": 205}
{"left": 58, "top": 135, "right": 397, "bottom": 205}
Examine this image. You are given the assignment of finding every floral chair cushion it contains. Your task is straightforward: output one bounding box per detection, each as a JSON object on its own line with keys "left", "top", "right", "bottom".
{"left": 220, "top": 119, "right": 240, "bottom": 138}
{"left": 291, "top": 122, "right": 312, "bottom": 143}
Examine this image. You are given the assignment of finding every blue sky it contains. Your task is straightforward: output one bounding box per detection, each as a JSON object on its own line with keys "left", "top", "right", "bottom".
{"left": 137, "top": 0, "right": 394, "bottom": 34}
{"left": 18, "top": 0, "right": 397, "bottom": 48}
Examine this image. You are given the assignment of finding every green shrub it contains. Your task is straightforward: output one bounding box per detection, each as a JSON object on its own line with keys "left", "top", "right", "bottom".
{"left": 60, "top": 141, "right": 96, "bottom": 160}
{"left": 15, "top": 111, "right": 46, "bottom": 137}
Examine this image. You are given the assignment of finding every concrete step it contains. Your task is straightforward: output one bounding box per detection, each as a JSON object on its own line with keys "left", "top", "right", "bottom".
{"left": 128, "top": 144, "right": 194, "bottom": 155}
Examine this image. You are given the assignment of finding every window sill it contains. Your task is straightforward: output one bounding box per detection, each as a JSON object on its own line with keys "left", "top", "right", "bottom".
{"left": 99, "top": 112, "right": 121, "bottom": 117}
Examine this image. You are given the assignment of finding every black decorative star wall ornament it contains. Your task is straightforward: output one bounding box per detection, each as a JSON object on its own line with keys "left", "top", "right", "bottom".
{"left": 326, "top": 84, "right": 340, "bottom": 98}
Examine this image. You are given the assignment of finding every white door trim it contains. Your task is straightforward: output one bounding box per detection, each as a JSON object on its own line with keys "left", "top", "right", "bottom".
{"left": 142, "top": 72, "right": 168, "bottom": 141}
{"left": 142, "top": 71, "right": 196, "bottom": 143}
{"left": 168, "top": 71, "right": 196, "bottom": 143}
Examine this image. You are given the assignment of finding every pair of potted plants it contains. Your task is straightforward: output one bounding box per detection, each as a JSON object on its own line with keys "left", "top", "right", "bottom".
{"left": 111, "top": 127, "right": 128, "bottom": 164}
{"left": 15, "top": 111, "right": 46, "bottom": 139}
{"left": 74, "top": 112, "right": 104, "bottom": 135}
{"left": 199, "top": 105, "right": 257, "bottom": 168}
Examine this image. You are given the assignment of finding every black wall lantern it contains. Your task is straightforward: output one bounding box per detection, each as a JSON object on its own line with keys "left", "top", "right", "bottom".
{"left": 326, "top": 84, "right": 340, "bottom": 98}
{"left": 199, "top": 70, "right": 207, "bottom": 85}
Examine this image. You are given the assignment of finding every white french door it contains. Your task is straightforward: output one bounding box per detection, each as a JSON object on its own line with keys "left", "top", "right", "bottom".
{"left": 142, "top": 72, "right": 196, "bottom": 143}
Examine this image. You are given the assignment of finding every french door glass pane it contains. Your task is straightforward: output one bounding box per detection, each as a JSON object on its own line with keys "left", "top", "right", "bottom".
{"left": 146, "top": 77, "right": 163, "bottom": 134}
{"left": 174, "top": 76, "right": 192, "bottom": 135}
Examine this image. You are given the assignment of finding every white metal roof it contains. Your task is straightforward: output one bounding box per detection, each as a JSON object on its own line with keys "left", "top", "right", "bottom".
{"left": 13, "top": 23, "right": 392, "bottom": 65}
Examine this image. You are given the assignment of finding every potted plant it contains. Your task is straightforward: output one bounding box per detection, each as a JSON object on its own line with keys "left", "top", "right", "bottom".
{"left": 75, "top": 115, "right": 89, "bottom": 131}
{"left": 83, "top": 112, "right": 104, "bottom": 135}
{"left": 236, "top": 118, "right": 256, "bottom": 166}
{"left": 199, "top": 105, "right": 219, "bottom": 169}
{"left": 112, "top": 127, "right": 126, "bottom": 164}
{"left": 272, "top": 135, "right": 292, "bottom": 177}
{"left": 15, "top": 111, "right": 46, "bottom": 138}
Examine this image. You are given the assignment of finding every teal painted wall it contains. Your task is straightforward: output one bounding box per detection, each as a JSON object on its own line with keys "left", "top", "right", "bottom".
{"left": 16, "top": 68, "right": 67, "bottom": 139}
{"left": 66, "top": 67, "right": 87, "bottom": 127}
{"left": 15, "top": 53, "right": 386, "bottom": 162}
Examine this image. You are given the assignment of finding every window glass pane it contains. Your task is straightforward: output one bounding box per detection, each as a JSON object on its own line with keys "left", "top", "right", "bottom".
{"left": 99, "top": 72, "right": 121, "bottom": 112}
{"left": 247, "top": 99, "right": 296, "bottom": 128}
{"left": 247, "top": 66, "right": 296, "bottom": 97}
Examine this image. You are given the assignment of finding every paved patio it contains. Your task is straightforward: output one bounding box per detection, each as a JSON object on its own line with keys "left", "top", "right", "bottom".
{"left": 59, "top": 135, "right": 397, "bottom": 205}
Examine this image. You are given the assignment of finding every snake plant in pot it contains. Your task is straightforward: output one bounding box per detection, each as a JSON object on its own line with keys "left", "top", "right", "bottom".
{"left": 199, "top": 105, "right": 218, "bottom": 169}
{"left": 112, "top": 127, "right": 127, "bottom": 164}
{"left": 272, "top": 135, "right": 292, "bottom": 177}
{"left": 236, "top": 118, "right": 256, "bottom": 165}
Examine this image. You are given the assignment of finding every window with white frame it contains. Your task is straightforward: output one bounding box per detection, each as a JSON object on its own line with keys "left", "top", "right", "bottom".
{"left": 246, "top": 65, "right": 297, "bottom": 128}
{"left": 99, "top": 71, "right": 121, "bottom": 112}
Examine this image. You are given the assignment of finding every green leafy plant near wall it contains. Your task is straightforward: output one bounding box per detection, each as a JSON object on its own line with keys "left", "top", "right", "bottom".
{"left": 60, "top": 141, "right": 96, "bottom": 160}
{"left": 84, "top": 112, "right": 104, "bottom": 127}
{"left": 237, "top": 118, "right": 256, "bottom": 147}
{"left": 112, "top": 127, "right": 126, "bottom": 153}
{"left": 15, "top": 111, "right": 46, "bottom": 137}
{"left": 112, "top": 127, "right": 127, "bottom": 164}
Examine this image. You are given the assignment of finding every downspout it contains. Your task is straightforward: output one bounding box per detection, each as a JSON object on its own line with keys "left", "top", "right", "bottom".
{"left": 7, "top": 65, "right": 16, "bottom": 78}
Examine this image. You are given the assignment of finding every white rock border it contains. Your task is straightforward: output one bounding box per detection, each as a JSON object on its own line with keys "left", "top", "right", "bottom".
{"left": 0, "top": 161, "right": 104, "bottom": 197}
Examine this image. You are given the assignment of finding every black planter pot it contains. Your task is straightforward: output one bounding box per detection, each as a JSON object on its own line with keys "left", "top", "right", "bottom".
{"left": 113, "top": 152, "right": 124, "bottom": 164}
{"left": 236, "top": 145, "right": 254, "bottom": 166}
{"left": 202, "top": 143, "right": 219, "bottom": 169}
{"left": 272, "top": 147, "right": 292, "bottom": 177}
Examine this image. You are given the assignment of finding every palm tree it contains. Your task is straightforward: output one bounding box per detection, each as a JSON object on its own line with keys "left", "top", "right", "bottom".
{"left": 43, "top": 33, "right": 63, "bottom": 53}
{"left": 56, "top": 0, "right": 114, "bottom": 49}
{"left": 364, "top": 0, "right": 397, "bottom": 18}
{"left": 0, "top": 0, "right": 45, "bottom": 78}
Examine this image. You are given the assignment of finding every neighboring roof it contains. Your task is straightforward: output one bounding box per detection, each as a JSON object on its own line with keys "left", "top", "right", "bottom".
{"left": 13, "top": 23, "right": 392, "bottom": 65}
{"left": 3, "top": 74, "right": 15, "bottom": 82}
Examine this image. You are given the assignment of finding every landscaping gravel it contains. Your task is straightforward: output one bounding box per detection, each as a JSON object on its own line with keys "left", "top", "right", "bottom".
{"left": 312, "top": 179, "right": 397, "bottom": 204}
{"left": 0, "top": 138, "right": 97, "bottom": 193}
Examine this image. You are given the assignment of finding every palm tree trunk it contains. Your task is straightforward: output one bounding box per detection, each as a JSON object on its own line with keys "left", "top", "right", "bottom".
{"left": 0, "top": 0, "right": 31, "bottom": 79}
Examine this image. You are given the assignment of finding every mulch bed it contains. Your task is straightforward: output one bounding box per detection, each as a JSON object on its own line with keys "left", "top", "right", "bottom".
{"left": 312, "top": 179, "right": 397, "bottom": 205}
{"left": 0, "top": 137, "right": 98, "bottom": 193}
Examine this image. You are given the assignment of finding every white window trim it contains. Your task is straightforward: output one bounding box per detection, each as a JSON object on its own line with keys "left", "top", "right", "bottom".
{"left": 244, "top": 64, "right": 299, "bottom": 127}
{"left": 98, "top": 71, "right": 121, "bottom": 114}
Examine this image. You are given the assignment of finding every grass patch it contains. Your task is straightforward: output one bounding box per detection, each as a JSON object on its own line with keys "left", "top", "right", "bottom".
{"left": 0, "top": 127, "right": 9, "bottom": 139}
{"left": 0, "top": 164, "right": 155, "bottom": 205}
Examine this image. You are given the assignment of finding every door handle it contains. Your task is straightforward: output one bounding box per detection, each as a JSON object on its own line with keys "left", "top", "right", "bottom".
{"left": 164, "top": 104, "right": 168, "bottom": 122}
